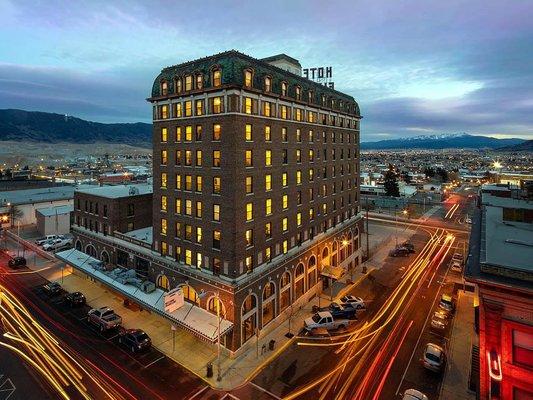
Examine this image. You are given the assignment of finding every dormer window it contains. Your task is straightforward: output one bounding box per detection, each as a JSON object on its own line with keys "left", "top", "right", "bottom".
{"left": 264, "top": 76, "right": 272, "bottom": 92}
{"left": 321, "top": 94, "right": 326, "bottom": 106}
{"left": 244, "top": 69, "right": 253, "bottom": 87}
{"left": 281, "top": 81, "right": 287, "bottom": 96}
{"left": 196, "top": 74, "right": 203, "bottom": 90}
{"left": 185, "top": 75, "right": 193, "bottom": 91}
{"left": 175, "top": 77, "right": 183, "bottom": 93}
{"left": 161, "top": 81, "right": 168, "bottom": 96}
{"left": 308, "top": 90, "right": 313, "bottom": 103}
{"left": 212, "top": 69, "right": 221, "bottom": 87}
{"left": 295, "top": 86, "right": 301, "bottom": 100}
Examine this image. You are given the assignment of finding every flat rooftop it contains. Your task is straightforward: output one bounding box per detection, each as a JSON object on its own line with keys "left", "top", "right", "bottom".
{"left": 123, "top": 226, "right": 153, "bottom": 245}
{"left": 0, "top": 186, "right": 75, "bottom": 205}
{"left": 36, "top": 204, "right": 74, "bottom": 217}
{"left": 75, "top": 183, "right": 152, "bottom": 199}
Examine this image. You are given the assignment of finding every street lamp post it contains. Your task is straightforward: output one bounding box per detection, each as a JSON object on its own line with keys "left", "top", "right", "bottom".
{"left": 199, "top": 290, "right": 222, "bottom": 382}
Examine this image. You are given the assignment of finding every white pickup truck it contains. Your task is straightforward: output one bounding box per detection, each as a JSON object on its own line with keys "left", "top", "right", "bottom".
{"left": 304, "top": 311, "right": 352, "bottom": 332}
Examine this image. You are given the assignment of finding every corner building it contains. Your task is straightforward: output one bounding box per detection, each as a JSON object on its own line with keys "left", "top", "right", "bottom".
{"left": 148, "top": 51, "right": 363, "bottom": 351}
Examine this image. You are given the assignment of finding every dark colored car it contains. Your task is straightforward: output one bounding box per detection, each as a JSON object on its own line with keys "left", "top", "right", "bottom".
{"left": 400, "top": 241, "right": 415, "bottom": 253}
{"left": 64, "top": 291, "right": 86, "bottom": 307}
{"left": 389, "top": 246, "right": 410, "bottom": 257}
{"left": 315, "top": 302, "right": 357, "bottom": 319}
{"left": 8, "top": 256, "right": 26, "bottom": 268}
{"left": 118, "top": 329, "right": 152, "bottom": 353}
{"left": 43, "top": 281, "right": 62, "bottom": 296}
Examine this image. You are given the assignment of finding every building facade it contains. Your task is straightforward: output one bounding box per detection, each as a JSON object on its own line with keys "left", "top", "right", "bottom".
{"left": 466, "top": 182, "right": 533, "bottom": 400}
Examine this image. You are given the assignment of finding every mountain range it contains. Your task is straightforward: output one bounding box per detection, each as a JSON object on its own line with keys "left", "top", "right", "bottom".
{"left": 0, "top": 109, "right": 152, "bottom": 146}
{"left": 361, "top": 133, "right": 526, "bottom": 150}
{"left": 495, "top": 140, "right": 533, "bottom": 152}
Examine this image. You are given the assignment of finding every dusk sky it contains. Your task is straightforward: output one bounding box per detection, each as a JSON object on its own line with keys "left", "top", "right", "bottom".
{"left": 0, "top": 0, "right": 532, "bottom": 141}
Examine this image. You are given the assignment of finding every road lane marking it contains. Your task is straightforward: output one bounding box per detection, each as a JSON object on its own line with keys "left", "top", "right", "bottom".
{"left": 142, "top": 355, "right": 165, "bottom": 369}
{"left": 188, "top": 386, "right": 210, "bottom": 399}
{"left": 248, "top": 381, "right": 282, "bottom": 399}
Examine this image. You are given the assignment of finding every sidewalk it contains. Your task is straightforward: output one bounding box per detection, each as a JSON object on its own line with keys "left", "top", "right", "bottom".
{"left": 439, "top": 290, "right": 477, "bottom": 400}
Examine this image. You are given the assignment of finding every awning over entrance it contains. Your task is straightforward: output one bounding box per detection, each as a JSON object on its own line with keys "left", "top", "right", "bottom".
{"left": 320, "top": 264, "right": 345, "bottom": 280}
{"left": 56, "top": 249, "right": 233, "bottom": 342}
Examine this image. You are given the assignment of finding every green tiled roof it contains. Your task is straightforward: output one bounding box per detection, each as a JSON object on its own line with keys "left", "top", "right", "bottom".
{"left": 149, "top": 50, "right": 360, "bottom": 116}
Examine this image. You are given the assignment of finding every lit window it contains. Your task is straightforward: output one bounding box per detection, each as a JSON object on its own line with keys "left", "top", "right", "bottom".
{"left": 213, "top": 69, "right": 221, "bottom": 87}
{"left": 245, "top": 229, "right": 253, "bottom": 247}
{"left": 265, "top": 222, "right": 272, "bottom": 239}
{"left": 213, "top": 177, "right": 221, "bottom": 194}
{"left": 245, "top": 124, "right": 252, "bottom": 141}
{"left": 245, "top": 256, "right": 252, "bottom": 272}
{"left": 196, "top": 125, "right": 202, "bottom": 141}
{"left": 282, "top": 172, "right": 288, "bottom": 187}
{"left": 295, "top": 108, "right": 302, "bottom": 121}
{"left": 246, "top": 176, "right": 253, "bottom": 194}
{"left": 295, "top": 86, "right": 301, "bottom": 100}
{"left": 195, "top": 99, "right": 203, "bottom": 115}
{"left": 213, "top": 150, "right": 221, "bottom": 167}
{"left": 213, "top": 204, "right": 220, "bottom": 221}
{"left": 322, "top": 203, "right": 327, "bottom": 214}
{"left": 244, "top": 69, "right": 253, "bottom": 87}
{"left": 161, "top": 105, "right": 169, "bottom": 119}
{"left": 185, "top": 150, "right": 192, "bottom": 166}
{"left": 185, "top": 101, "right": 192, "bottom": 116}
{"left": 176, "top": 78, "right": 182, "bottom": 93}
{"left": 281, "top": 82, "right": 287, "bottom": 96}
{"left": 185, "top": 126, "right": 192, "bottom": 141}
{"left": 161, "top": 241, "right": 167, "bottom": 255}
{"left": 309, "top": 149, "right": 314, "bottom": 162}
{"left": 213, "top": 124, "right": 221, "bottom": 140}
{"left": 196, "top": 227, "right": 202, "bottom": 243}
{"left": 296, "top": 129, "right": 301, "bottom": 142}
{"left": 161, "top": 173, "right": 167, "bottom": 188}
{"left": 161, "top": 195, "right": 167, "bottom": 211}
{"left": 297, "top": 212, "right": 302, "bottom": 226}
{"left": 265, "top": 150, "right": 272, "bottom": 166}
{"left": 196, "top": 176, "right": 202, "bottom": 192}
{"left": 185, "top": 75, "right": 192, "bottom": 91}
{"left": 185, "top": 175, "right": 192, "bottom": 191}
{"left": 175, "top": 103, "right": 182, "bottom": 118}
{"left": 175, "top": 127, "right": 182, "bottom": 141}
{"left": 161, "top": 218, "right": 167, "bottom": 235}
{"left": 283, "top": 240, "right": 288, "bottom": 254}
{"left": 244, "top": 97, "right": 252, "bottom": 114}
{"left": 296, "top": 170, "right": 302, "bottom": 184}
{"left": 264, "top": 76, "right": 271, "bottom": 92}
{"left": 280, "top": 105, "right": 287, "bottom": 119}
{"left": 185, "top": 199, "right": 192, "bottom": 216}
{"left": 185, "top": 224, "right": 192, "bottom": 240}
{"left": 196, "top": 150, "right": 202, "bottom": 166}
{"left": 175, "top": 199, "right": 181, "bottom": 214}
{"left": 161, "top": 150, "right": 168, "bottom": 165}
{"left": 196, "top": 252, "right": 202, "bottom": 269}
{"left": 282, "top": 127, "right": 288, "bottom": 142}
{"left": 296, "top": 149, "right": 301, "bottom": 163}
{"left": 265, "top": 247, "right": 271, "bottom": 261}
{"left": 265, "top": 198, "right": 272, "bottom": 215}
{"left": 263, "top": 101, "right": 271, "bottom": 116}
{"left": 161, "top": 127, "right": 168, "bottom": 142}
{"left": 265, "top": 174, "right": 272, "bottom": 191}
{"left": 213, "top": 97, "right": 222, "bottom": 113}
{"left": 309, "top": 207, "right": 314, "bottom": 220}
{"left": 245, "top": 150, "right": 253, "bottom": 167}
{"left": 282, "top": 194, "right": 288, "bottom": 210}
{"left": 213, "top": 230, "right": 221, "bottom": 249}
{"left": 246, "top": 203, "right": 253, "bottom": 221}
{"left": 185, "top": 249, "right": 192, "bottom": 265}
{"left": 176, "top": 174, "right": 181, "bottom": 189}
{"left": 175, "top": 222, "right": 182, "bottom": 238}
{"left": 265, "top": 126, "right": 271, "bottom": 141}
{"left": 196, "top": 74, "right": 203, "bottom": 90}
{"left": 309, "top": 168, "right": 314, "bottom": 181}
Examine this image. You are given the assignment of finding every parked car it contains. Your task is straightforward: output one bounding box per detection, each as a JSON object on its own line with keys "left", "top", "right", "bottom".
{"left": 64, "top": 291, "right": 86, "bottom": 307}
{"left": 43, "top": 281, "right": 62, "bottom": 296}
{"left": 304, "top": 311, "right": 352, "bottom": 332}
{"left": 43, "top": 238, "right": 73, "bottom": 251}
{"left": 317, "top": 302, "right": 357, "bottom": 319}
{"left": 465, "top": 215, "right": 472, "bottom": 224}
{"left": 452, "top": 252, "right": 464, "bottom": 264}
{"left": 118, "top": 329, "right": 152, "bottom": 353}
{"left": 339, "top": 295, "right": 366, "bottom": 309}
{"left": 402, "top": 389, "right": 429, "bottom": 400}
{"left": 400, "top": 241, "right": 416, "bottom": 253}
{"left": 439, "top": 294, "right": 456, "bottom": 313}
{"left": 422, "top": 343, "right": 446, "bottom": 372}
{"left": 430, "top": 311, "right": 448, "bottom": 331}
{"left": 450, "top": 259, "right": 463, "bottom": 273}
{"left": 87, "top": 307, "right": 122, "bottom": 332}
{"left": 389, "top": 246, "right": 410, "bottom": 257}
{"left": 8, "top": 256, "right": 26, "bottom": 268}
{"left": 35, "top": 235, "right": 64, "bottom": 246}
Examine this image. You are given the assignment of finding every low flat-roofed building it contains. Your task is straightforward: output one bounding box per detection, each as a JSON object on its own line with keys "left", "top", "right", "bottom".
{"left": 465, "top": 183, "right": 533, "bottom": 400}
{"left": 36, "top": 204, "right": 73, "bottom": 236}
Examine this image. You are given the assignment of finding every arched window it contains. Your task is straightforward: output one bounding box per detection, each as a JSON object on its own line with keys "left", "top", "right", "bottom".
{"left": 262, "top": 281, "right": 276, "bottom": 326}
{"left": 348, "top": 232, "right": 353, "bottom": 255}
{"left": 295, "top": 85, "right": 301, "bottom": 100}
{"left": 307, "top": 255, "right": 317, "bottom": 288}
{"left": 101, "top": 250, "right": 110, "bottom": 264}
{"left": 85, "top": 244, "right": 97, "bottom": 258}
{"left": 175, "top": 77, "right": 183, "bottom": 93}
{"left": 321, "top": 246, "right": 330, "bottom": 267}
{"left": 308, "top": 90, "right": 313, "bottom": 103}
{"left": 281, "top": 81, "right": 288, "bottom": 96}
{"left": 340, "top": 238, "right": 346, "bottom": 262}
{"left": 212, "top": 69, "right": 221, "bottom": 87}
{"left": 161, "top": 80, "right": 168, "bottom": 96}
{"left": 196, "top": 73, "right": 203, "bottom": 90}
{"left": 241, "top": 294, "right": 258, "bottom": 344}
{"left": 354, "top": 227, "right": 360, "bottom": 252}
{"left": 207, "top": 296, "right": 226, "bottom": 317}
{"left": 244, "top": 69, "right": 253, "bottom": 87}
{"left": 75, "top": 240, "right": 82, "bottom": 251}
{"left": 294, "top": 263, "right": 305, "bottom": 299}
{"left": 280, "top": 271, "right": 291, "bottom": 313}
{"left": 264, "top": 76, "right": 272, "bottom": 92}
{"left": 179, "top": 284, "right": 200, "bottom": 305}
{"left": 156, "top": 274, "right": 170, "bottom": 291}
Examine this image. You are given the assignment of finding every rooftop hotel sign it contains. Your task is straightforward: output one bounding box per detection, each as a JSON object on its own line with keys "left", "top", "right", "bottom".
{"left": 303, "top": 66, "right": 334, "bottom": 89}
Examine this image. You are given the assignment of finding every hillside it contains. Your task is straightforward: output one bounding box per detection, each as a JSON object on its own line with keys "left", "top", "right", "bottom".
{"left": 0, "top": 109, "right": 152, "bottom": 146}
{"left": 361, "top": 133, "right": 525, "bottom": 150}
{"left": 496, "top": 140, "right": 533, "bottom": 152}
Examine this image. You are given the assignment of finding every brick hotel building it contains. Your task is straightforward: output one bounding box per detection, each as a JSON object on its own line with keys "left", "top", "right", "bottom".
{"left": 71, "top": 51, "right": 363, "bottom": 352}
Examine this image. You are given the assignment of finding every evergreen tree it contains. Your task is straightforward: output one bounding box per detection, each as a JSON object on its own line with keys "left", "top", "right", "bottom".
{"left": 384, "top": 165, "right": 400, "bottom": 197}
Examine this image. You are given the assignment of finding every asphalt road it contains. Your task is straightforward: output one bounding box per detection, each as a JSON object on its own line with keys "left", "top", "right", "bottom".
{"left": 0, "top": 251, "right": 206, "bottom": 400}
